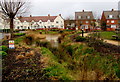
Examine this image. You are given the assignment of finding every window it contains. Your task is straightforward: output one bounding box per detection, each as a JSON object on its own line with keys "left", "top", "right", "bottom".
{"left": 111, "top": 25, "right": 116, "bottom": 28}
{"left": 109, "top": 15, "right": 113, "bottom": 18}
{"left": 48, "top": 26, "right": 50, "bottom": 28}
{"left": 71, "top": 23, "right": 75, "bottom": 27}
{"left": 51, "top": 25, "right": 54, "bottom": 27}
{"left": 17, "top": 26, "right": 19, "bottom": 29}
{"left": 78, "top": 16, "right": 81, "bottom": 19}
{"left": 61, "top": 26, "right": 63, "bottom": 28}
{"left": 85, "top": 25, "right": 88, "bottom": 29}
{"left": 87, "top": 16, "right": 90, "bottom": 19}
{"left": 111, "top": 20, "right": 114, "bottom": 23}
{"left": 80, "top": 21, "right": 82, "bottom": 23}
{"left": 86, "top": 21, "right": 89, "bottom": 23}
{"left": 118, "top": 15, "right": 120, "bottom": 18}
{"left": 39, "top": 22, "right": 42, "bottom": 24}
{"left": 56, "top": 21, "right": 59, "bottom": 23}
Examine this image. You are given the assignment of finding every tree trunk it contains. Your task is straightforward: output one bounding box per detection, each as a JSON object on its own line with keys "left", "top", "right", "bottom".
{"left": 10, "top": 18, "right": 14, "bottom": 39}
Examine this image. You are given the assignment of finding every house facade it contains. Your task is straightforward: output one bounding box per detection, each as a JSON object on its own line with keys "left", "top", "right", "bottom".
{"left": 64, "top": 10, "right": 96, "bottom": 31}
{"left": 75, "top": 10, "right": 96, "bottom": 31}
{"left": 14, "top": 14, "right": 64, "bottom": 30}
{"left": 64, "top": 20, "right": 76, "bottom": 30}
{"left": 101, "top": 9, "right": 120, "bottom": 31}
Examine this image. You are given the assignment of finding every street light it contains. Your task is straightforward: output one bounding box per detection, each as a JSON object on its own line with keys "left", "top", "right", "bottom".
{"left": 82, "top": 29, "right": 84, "bottom": 37}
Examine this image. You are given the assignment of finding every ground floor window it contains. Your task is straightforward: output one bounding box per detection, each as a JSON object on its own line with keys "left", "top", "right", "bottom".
{"left": 111, "top": 25, "right": 116, "bottom": 28}
{"left": 17, "top": 26, "right": 19, "bottom": 29}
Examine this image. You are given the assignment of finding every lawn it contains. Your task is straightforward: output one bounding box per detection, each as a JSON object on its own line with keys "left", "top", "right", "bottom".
{"left": 99, "top": 31, "right": 116, "bottom": 40}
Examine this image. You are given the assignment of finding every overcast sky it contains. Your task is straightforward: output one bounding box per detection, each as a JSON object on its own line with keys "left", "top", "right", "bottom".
{"left": 28, "top": 0, "right": 120, "bottom": 19}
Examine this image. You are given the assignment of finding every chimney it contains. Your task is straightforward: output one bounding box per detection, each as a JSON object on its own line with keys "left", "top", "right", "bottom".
{"left": 59, "top": 14, "right": 61, "bottom": 16}
{"left": 30, "top": 15, "right": 32, "bottom": 17}
{"left": 112, "top": 9, "right": 114, "bottom": 11}
{"left": 48, "top": 14, "right": 50, "bottom": 17}
{"left": 20, "top": 16, "right": 22, "bottom": 18}
{"left": 83, "top": 10, "right": 84, "bottom": 12}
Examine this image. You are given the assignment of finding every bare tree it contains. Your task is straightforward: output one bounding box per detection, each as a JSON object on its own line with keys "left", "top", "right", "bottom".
{"left": 0, "top": 0, "right": 29, "bottom": 38}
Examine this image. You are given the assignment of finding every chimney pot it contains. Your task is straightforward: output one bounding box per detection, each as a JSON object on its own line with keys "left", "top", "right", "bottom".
{"left": 59, "top": 14, "right": 61, "bottom": 16}
{"left": 83, "top": 10, "right": 84, "bottom": 12}
{"left": 30, "top": 15, "right": 32, "bottom": 17}
{"left": 112, "top": 9, "right": 114, "bottom": 11}
{"left": 48, "top": 14, "right": 50, "bottom": 16}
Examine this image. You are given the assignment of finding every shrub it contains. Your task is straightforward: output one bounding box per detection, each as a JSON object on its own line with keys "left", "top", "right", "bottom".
{"left": 14, "top": 33, "right": 26, "bottom": 36}
{"left": 65, "top": 45, "right": 73, "bottom": 56}
{"left": 0, "top": 51, "right": 8, "bottom": 58}
{"left": 36, "top": 41, "right": 51, "bottom": 48}
{"left": 75, "top": 36, "right": 86, "bottom": 42}
{"left": 116, "top": 69, "right": 120, "bottom": 78}
{"left": 50, "top": 29, "right": 59, "bottom": 31}
{"left": 14, "top": 36, "right": 25, "bottom": 44}
{"left": 59, "top": 30, "right": 63, "bottom": 34}
{"left": 24, "top": 35, "right": 34, "bottom": 45}
{"left": 0, "top": 46, "right": 8, "bottom": 52}
{"left": 83, "top": 47, "right": 94, "bottom": 55}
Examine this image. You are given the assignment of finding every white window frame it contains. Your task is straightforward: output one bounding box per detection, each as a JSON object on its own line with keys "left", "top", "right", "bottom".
{"left": 109, "top": 15, "right": 113, "bottom": 19}
{"left": 86, "top": 21, "right": 89, "bottom": 23}
{"left": 111, "top": 20, "right": 115, "bottom": 23}
{"left": 111, "top": 25, "right": 116, "bottom": 28}
{"left": 87, "top": 16, "right": 90, "bottom": 19}
{"left": 78, "top": 16, "right": 81, "bottom": 19}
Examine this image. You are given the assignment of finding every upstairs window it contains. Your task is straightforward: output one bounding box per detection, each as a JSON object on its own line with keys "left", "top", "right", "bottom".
{"left": 118, "top": 15, "right": 120, "bottom": 18}
{"left": 108, "top": 15, "right": 113, "bottom": 18}
{"left": 111, "top": 20, "right": 115, "bottom": 23}
{"left": 78, "top": 16, "right": 82, "bottom": 19}
{"left": 87, "top": 16, "right": 90, "bottom": 19}
{"left": 56, "top": 21, "right": 59, "bottom": 23}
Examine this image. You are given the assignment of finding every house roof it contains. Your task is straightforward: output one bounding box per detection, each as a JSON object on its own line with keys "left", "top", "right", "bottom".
{"left": 18, "top": 15, "right": 57, "bottom": 22}
{"left": 103, "top": 10, "right": 120, "bottom": 19}
{"left": 75, "top": 10, "right": 94, "bottom": 20}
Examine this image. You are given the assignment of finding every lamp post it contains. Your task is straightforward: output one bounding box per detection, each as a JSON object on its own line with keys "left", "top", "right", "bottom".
{"left": 82, "top": 29, "right": 84, "bottom": 37}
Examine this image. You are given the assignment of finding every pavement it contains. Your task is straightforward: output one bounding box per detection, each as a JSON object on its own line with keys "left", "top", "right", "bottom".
{"left": 80, "top": 32, "right": 120, "bottom": 46}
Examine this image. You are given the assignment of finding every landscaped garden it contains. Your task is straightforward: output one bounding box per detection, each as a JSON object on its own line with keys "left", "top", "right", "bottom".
{"left": 1, "top": 30, "right": 120, "bottom": 80}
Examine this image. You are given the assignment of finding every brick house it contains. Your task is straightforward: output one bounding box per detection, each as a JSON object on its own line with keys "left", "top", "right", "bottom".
{"left": 75, "top": 10, "right": 96, "bottom": 31}
{"left": 101, "top": 9, "right": 120, "bottom": 31}
{"left": 64, "top": 20, "right": 76, "bottom": 30}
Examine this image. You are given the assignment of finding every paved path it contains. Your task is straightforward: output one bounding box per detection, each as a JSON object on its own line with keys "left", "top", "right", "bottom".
{"left": 104, "top": 39, "right": 120, "bottom": 46}
{"left": 80, "top": 32, "right": 120, "bottom": 46}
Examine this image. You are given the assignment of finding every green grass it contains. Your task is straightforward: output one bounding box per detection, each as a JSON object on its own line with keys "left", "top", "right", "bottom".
{"left": 100, "top": 31, "right": 116, "bottom": 40}
{"left": 41, "top": 47, "right": 72, "bottom": 80}
{"left": 14, "top": 36, "right": 25, "bottom": 44}
{"left": 14, "top": 33, "right": 26, "bottom": 36}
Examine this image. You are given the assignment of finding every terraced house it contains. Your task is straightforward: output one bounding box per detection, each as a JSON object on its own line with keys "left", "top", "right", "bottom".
{"left": 14, "top": 14, "right": 64, "bottom": 30}
{"left": 101, "top": 9, "right": 120, "bottom": 31}
{"left": 75, "top": 10, "right": 96, "bottom": 31}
